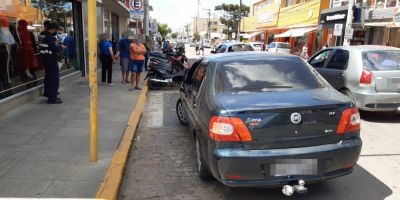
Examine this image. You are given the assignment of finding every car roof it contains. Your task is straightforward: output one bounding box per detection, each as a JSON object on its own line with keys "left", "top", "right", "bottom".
{"left": 205, "top": 51, "right": 299, "bottom": 63}
{"left": 328, "top": 45, "right": 400, "bottom": 51}
{"left": 219, "top": 42, "right": 251, "bottom": 47}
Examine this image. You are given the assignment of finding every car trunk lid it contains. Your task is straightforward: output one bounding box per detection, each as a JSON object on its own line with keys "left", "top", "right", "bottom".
{"left": 373, "top": 71, "right": 400, "bottom": 93}
{"left": 215, "top": 89, "right": 350, "bottom": 149}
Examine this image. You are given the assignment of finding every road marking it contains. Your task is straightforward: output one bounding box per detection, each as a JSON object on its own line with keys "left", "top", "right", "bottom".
{"left": 142, "top": 92, "right": 164, "bottom": 128}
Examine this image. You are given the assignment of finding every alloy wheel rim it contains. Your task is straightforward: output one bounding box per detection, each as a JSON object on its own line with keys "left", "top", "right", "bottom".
{"left": 178, "top": 102, "right": 188, "bottom": 123}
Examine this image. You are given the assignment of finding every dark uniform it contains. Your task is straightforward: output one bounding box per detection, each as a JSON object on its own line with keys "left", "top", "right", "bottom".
{"left": 39, "top": 29, "right": 61, "bottom": 104}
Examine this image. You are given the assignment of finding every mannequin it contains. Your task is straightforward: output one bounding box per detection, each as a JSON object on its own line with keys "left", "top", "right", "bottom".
{"left": 0, "top": 17, "right": 15, "bottom": 87}
{"left": 17, "top": 19, "right": 36, "bottom": 80}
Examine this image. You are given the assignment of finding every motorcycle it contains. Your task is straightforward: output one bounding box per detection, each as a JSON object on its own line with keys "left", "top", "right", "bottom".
{"left": 145, "top": 58, "right": 190, "bottom": 90}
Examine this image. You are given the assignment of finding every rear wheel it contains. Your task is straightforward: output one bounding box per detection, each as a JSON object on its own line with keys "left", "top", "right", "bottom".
{"left": 195, "top": 135, "right": 213, "bottom": 181}
{"left": 147, "top": 74, "right": 161, "bottom": 90}
{"left": 341, "top": 89, "right": 357, "bottom": 106}
{"left": 176, "top": 99, "right": 188, "bottom": 126}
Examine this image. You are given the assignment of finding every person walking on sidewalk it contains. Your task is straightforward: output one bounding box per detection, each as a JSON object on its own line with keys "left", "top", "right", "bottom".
{"left": 41, "top": 22, "right": 62, "bottom": 104}
{"left": 99, "top": 33, "right": 116, "bottom": 86}
{"left": 115, "top": 32, "right": 131, "bottom": 84}
{"left": 129, "top": 36, "right": 147, "bottom": 91}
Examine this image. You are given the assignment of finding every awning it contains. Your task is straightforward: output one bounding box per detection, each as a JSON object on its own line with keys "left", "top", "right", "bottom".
{"left": 274, "top": 27, "right": 318, "bottom": 38}
{"left": 102, "top": 0, "right": 130, "bottom": 18}
{"left": 241, "top": 31, "right": 263, "bottom": 39}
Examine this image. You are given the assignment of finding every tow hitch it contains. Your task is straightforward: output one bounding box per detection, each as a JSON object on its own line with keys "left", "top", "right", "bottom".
{"left": 282, "top": 180, "right": 308, "bottom": 196}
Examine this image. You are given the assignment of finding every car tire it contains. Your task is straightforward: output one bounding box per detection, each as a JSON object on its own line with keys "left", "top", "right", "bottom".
{"left": 176, "top": 98, "right": 188, "bottom": 126}
{"left": 195, "top": 135, "right": 213, "bottom": 181}
{"left": 341, "top": 89, "right": 357, "bottom": 106}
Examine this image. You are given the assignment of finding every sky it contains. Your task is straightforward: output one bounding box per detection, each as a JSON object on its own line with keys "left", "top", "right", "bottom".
{"left": 149, "top": 0, "right": 252, "bottom": 32}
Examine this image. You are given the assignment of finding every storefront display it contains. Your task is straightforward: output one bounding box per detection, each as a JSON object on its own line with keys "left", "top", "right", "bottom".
{"left": 0, "top": 0, "right": 82, "bottom": 100}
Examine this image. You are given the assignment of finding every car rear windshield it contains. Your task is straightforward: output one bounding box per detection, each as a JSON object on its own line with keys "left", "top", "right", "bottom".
{"left": 215, "top": 58, "right": 325, "bottom": 93}
{"left": 277, "top": 43, "right": 291, "bottom": 49}
{"left": 363, "top": 50, "right": 400, "bottom": 71}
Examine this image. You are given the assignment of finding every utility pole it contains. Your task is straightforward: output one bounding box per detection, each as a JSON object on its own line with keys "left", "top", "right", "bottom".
{"left": 88, "top": 0, "right": 98, "bottom": 162}
{"left": 143, "top": 0, "right": 149, "bottom": 36}
{"left": 203, "top": 8, "right": 211, "bottom": 41}
{"left": 196, "top": 0, "right": 200, "bottom": 37}
{"left": 343, "top": 0, "right": 354, "bottom": 46}
{"left": 237, "top": 0, "right": 242, "bottom": 42}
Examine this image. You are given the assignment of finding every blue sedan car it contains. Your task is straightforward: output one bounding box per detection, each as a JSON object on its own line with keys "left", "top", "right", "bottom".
{"left": 175, "top": 52, "right": 362, "bottom": 192}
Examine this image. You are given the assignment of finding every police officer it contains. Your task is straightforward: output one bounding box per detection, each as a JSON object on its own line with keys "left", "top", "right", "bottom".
{"left": 40, "top": 22, "right": 62, "bottom": 104}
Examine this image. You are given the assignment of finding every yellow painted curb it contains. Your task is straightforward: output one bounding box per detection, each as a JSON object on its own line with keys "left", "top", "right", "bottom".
{"left": 96, "top": 84, "right": 149, "bottom": 200}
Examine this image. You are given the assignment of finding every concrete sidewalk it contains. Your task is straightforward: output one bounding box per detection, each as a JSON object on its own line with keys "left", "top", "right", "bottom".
{"left": 0, "top": 64, "right": 145, "bottom": 198}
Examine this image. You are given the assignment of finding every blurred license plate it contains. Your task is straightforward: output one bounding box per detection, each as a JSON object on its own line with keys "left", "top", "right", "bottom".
{"left": 270, "top": 159, "right": 318, "bottom": 176}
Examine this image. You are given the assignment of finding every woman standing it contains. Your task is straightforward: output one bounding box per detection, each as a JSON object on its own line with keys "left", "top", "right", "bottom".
{"left": 99, "top": 34, "right": 116, "bottom": 86}
{"left": 129, "top": 36, "right": 146, "bottom": 91}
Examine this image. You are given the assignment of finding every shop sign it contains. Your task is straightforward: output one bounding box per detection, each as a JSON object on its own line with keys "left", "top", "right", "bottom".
{"left": 344, "top": 27, "right": 354, "bottom": 39}
{"left": 128, "top": 0, "right": 144, "bottom": 19}
{"left": 394, "top": 8, "right": 400, "bottom": 27}
{"left": 334, "top": 23, "right": 343, "bottom": 36}
{"left": 255, "top": 4, "right": 279, "bottom": 27}
{"left": 320, "top": 9, "right": 347, "bottom": 24}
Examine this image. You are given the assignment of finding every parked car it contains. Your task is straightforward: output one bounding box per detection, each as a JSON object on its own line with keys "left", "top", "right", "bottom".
{"left": 202, "top": 40, "right": 211, "bottom": 48}
{"left": 266, "top": 42, "right": 291, "bottom": 54}
{"left": 248, "top": 42, "right": 264, "bottom": 51}
{"left": 175, "top": 52, "right": 362, "bottom": 191}
{"left": 211, "top": 43, "right": 255, "bottom": 54}
{"left": 308, "top": 45, "right": 400, "bottom": 112}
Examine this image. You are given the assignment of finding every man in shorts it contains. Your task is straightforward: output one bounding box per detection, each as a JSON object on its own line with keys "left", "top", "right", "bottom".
{"left": 116, "top": 32, "right": 131, "bottom": 83}
{"left": 129, "top": 35, "right": 147, "bottom": 91}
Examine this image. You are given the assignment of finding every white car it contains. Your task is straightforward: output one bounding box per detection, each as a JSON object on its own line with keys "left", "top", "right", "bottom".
{"left": 266, "top": 42, "right": 291, "bottom": 54}
{"left": 211, "top": 43, "right": 255, "bottom": 54}
{"left": 248, "top": 42, "right": 264, "bottom": 51}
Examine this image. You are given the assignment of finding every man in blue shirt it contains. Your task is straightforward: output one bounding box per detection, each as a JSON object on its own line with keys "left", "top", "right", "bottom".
{"left": 99, "top": 33, "right": 116, "bottom": 86}
{"left": 115, "top": 32, "right": 131, "bottom": 84}
{"left": 62, "top": 30, "right": 75, "bottom": 69}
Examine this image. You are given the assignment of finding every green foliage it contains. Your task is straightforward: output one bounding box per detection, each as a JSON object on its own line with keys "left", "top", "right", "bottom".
{"left": 193, "top": 32, "right": 200, "bottom": 41}
{"left": 215, "top": 3, "right": 249, "bottom": 40}
{"left": 158, "top": 23, "right": 172, "bottom": 38}
{"left": 171, "top": 32, "right": 179, "bottom": 39}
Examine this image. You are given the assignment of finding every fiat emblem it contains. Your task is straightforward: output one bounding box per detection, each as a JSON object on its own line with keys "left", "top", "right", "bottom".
{"left": 290, "top": 112, "right": 302, "bottom": 124}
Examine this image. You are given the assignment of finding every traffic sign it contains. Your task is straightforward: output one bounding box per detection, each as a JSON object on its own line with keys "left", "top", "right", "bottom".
{"left": 344, "top": 28, "right": 354, "bottom": 40}
{"left": 334, "top": 23, "right": 343, "bottom": 36}
{"left": 129, "top": 0, "right": 144, "bottom": 19}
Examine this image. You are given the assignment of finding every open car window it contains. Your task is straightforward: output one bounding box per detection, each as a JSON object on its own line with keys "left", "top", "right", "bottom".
{"left": 192, "top": 63, "right": 207, "bottom": 93}
{"left": 185, "top": 59, "right": 202, "bottom": 83}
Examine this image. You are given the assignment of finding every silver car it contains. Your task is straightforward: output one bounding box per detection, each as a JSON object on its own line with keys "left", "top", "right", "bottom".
{"left": 265, "top": 42, "right": 291, "bottom": 54}
{"left": 308, "top": 45, "right": 400, "bottom": 112}
{"left": 211, "top": 43, "right": 255, "bottom": 54}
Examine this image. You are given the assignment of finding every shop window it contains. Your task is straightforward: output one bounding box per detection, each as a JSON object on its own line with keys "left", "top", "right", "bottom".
{"left": 0, "top": 1, "right": 79, "bottom": 99}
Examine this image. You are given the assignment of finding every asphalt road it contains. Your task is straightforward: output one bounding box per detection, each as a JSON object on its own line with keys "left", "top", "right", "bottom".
{"left": 118, "top": 45, "right": 400, "bottom": 200}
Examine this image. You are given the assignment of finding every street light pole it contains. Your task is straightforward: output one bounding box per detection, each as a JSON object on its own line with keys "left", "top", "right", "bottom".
{"left": 237, "top": 0, "right": 242, "bottom": 42}
{"left": 196, "top": 0, "right": 199, "bottom": 36}
{"left": 88, "top": 0, "right": 98, "bottom": 162}
{"left": 203, "top": 8, "right": 211, "bottom": 41}
{"left": 144, "top": 0, "right": 149, "bottom": 36}
{"left": 343, "top": 0, "right": 354, "bottom": 46}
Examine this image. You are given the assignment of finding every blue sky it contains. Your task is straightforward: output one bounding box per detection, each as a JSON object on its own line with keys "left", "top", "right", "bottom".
{"left": 149, "top": 0, "right": 252, "bottom": 31}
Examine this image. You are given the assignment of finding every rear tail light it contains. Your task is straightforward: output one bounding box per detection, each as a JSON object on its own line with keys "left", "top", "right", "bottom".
{"left": 209, "top": 116, "right": 252, "bottom": 142}
{"left": 336, "top": 108, "right": 361, "bottom": 134}
{"left": 359, "top": 70, "right": 373, "bottom": 87}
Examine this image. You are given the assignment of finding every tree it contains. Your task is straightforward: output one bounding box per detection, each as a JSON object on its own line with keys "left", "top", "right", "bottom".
{"left": 158, "top": 23, "right": 172, "bottom": 38}
{"left": 215, "top": 3, "right": 249, "bottom": 40}
{"left": 193, "top": 32, "right": 200, "bottom": 41}
{"left": 38, "top": 0, "right": 72, "bottom": 31}
{"left": 171, "top": 32, "right": 179, "bottom": 39}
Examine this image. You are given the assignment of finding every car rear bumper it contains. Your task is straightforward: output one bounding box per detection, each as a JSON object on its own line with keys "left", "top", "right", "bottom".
{"left": 210, "top": 138, "right": 362, "bottom": 187}
{"left": 353, "top": 91, "right": 400, "bottom": 111}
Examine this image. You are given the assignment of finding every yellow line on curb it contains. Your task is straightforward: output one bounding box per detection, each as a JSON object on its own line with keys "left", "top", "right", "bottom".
{"left": 96, "top": 84, "right": 149, "bottom": 200}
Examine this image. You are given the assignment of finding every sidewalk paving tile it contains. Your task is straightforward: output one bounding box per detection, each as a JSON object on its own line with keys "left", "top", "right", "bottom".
{"left": 0, "top": 179, "right": 52, "bottom": 198}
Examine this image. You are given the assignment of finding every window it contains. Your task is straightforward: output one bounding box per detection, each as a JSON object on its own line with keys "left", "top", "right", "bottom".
{"left": 215, "top": 58, "right": 324, "bottom": 93}
{"left": 192, "top": 64, "right": 207, "bottom": 92}
{"left": 326, "top": 50, "right": 349, "bottom": 70}
{"left": 375, "top": 0, "right": 399, "bottom": 9}
{"left": 363, "top": 50, "right": 400, "bottom": 71}
{"left": 231, "top": 44, "right": 254, "bottom": 52}
{"left": 218, "top": 45, "right": 227, "bottom": 53}
{"left": 309, "top": 49, "right": 333, "bottom": 68}
{"left": 228, "top": 46, "right": 234, "bottom": 52}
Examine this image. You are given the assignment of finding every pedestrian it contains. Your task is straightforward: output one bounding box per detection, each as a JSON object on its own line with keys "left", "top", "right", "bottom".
{"left": 162, "top": 39, "right": 169, "bottom": 53}
{"left": 99, "top": 33, "right": 116, "bottom": 86}
{"left": 129, "top": 35, "right": 147, "bottom": 91}
{"left": 115, "top": 32, "right": 131, "bottom": 84}
{"left": 62, "top": 30, "right": 75, "bottom": 69}
{"left": 300, "top": 43, "right": 309, "bottom": 60}
{"left": 40, "top": 22, "right": 62, "bottom": 104}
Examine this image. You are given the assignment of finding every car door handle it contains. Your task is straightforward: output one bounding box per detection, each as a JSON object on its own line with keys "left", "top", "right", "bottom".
{"left": 338, "top": 73, "right": 345, "bottom": 78}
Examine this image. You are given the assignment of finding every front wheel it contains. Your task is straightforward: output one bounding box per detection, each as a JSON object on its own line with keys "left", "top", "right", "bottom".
{"left": 176, "top": 98, "right": 188, "bottom": 126}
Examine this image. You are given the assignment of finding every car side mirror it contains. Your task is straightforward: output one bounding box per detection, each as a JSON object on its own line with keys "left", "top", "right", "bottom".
{"left": 211, "top": 50, "right": 216, "bottom": 54}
